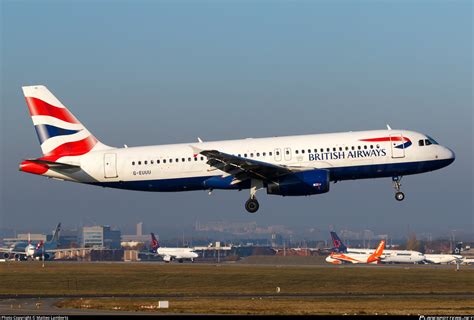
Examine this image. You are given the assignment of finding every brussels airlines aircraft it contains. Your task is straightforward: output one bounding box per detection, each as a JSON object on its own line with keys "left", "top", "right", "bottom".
{"left": 19, "top": 85, "right": 455, "bottom": 213}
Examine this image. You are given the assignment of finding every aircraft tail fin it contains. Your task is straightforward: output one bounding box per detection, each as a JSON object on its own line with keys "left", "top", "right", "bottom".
{"left": 150, "top": 233, "right": 159, "bottom": 253}
{"left": 21, "top": 85, "right": 112, "bottom": 161}
{"left": 50, "top": 223, "right": 61, "bottom": 244}
{"left": 453, "top": 242, "right": 462, "bottom": 255}
{"left": 367, "top": 240, "right": 385, "bottom": 263}
{"left": 330, "top": 231, "right": 348, "bottom": 253}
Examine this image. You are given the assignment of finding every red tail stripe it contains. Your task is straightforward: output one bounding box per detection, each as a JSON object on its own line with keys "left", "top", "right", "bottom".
{"left": 41, "top": 136, "right": 98, "bottom": 161}
{"left": 25, "top": 97, "right": 80, "bottom": 124}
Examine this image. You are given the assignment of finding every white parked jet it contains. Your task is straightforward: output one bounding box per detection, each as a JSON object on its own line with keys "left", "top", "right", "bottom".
{"left": 146, "top": 233, "right": 198, "bottom": 263}
{"left": 19, "top": 86, "right": 455, "bottom": 213}
{"left": 424, "top": 243, "right": 463, "bottom": 264}
{"left": 330, "top": 231, "right": 425, "bottom": 264}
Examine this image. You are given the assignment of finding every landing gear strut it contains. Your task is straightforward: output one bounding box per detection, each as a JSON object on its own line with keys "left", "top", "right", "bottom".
{"left": 392, "top": 176, "right": 405, "bottom": 201}
{"left": 245, "top": 179, "right": 263, "bottom": 213}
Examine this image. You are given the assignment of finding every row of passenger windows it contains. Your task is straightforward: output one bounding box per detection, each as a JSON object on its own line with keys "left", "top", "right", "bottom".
{"left": 131, "top": 144, "right": 381, "bottom": 166}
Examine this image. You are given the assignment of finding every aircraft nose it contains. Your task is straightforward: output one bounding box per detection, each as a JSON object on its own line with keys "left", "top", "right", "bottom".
{"left": 444, "top": 147, "right": 455, "bottom": 161}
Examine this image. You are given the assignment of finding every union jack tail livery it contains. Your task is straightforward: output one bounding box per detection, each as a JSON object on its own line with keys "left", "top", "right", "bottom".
{"left": 20, "top": 85, "right": 111, "bottom": 175}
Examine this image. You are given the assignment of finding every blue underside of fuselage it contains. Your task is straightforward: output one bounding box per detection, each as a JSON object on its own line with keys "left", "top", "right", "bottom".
{"left": 88, "top": 158, "right": 454, "bottom": 193}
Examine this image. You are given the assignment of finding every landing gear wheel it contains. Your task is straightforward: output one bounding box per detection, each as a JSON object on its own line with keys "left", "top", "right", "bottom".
{"left": 395, "top": 192, "right": 405, "bottom": 201}
{"left": 245, "top": 198, "right": 260, "bottom": 213}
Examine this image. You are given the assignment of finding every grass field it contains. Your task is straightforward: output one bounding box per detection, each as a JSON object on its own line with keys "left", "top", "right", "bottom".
{"left": 1, "top": 262, "right": 473, "bottom": 315}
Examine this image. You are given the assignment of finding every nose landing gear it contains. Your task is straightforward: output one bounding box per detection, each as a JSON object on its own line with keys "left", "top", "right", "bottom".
{"left": 392, "top": 176, "right": 405, "bottom": 201}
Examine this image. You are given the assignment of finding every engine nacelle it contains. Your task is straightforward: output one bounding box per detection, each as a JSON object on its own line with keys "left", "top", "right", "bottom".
{"left": 3, "top": 252, "right": 11, "bottom": 259}
{"left": 266, "top": 169, "right": 330, "bottom": 196}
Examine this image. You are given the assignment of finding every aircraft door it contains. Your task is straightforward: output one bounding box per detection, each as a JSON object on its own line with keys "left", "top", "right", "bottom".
{"left": 104, "top": 153, "right": 118, "bottom": 178}
{"left": 390, "top": 134, "right": 405, "bottom": 158}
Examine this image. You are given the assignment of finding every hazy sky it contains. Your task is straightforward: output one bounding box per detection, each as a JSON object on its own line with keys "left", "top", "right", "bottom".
{"left": 1, "top": 1, "right": 472, "bottom": 237}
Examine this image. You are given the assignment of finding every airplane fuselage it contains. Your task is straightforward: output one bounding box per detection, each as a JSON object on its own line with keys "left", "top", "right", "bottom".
{"left": 36, "top": 130, "right": 454, "bottom": 193}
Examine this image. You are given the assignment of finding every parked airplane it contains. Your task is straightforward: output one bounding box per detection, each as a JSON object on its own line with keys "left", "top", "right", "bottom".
{"left": 1, "top": 223, "right": 62, "bottom": 260}
{"left": 145, "top": 233, "right": 198, "bottom": 263}
{"left": 326, "top": 239, "right": 385, "bottom": 264}
{"left": 19, "top": 85, "right": 455, "bottom": 213}
{"left": 330, "top": 231, "right": 425, "bottom": 264}
{"left": 424, "top": 243, "right": 463, "bottom": 264}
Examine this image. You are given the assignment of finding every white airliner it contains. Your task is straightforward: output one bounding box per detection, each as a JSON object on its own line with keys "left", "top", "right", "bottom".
{"left": 326, "top": 240, "right": 385, "bottom": 264}
{"left": 330, "top": 232, "right": 425, "bottom": 264}
{"left": 147, "top": 233, "right": 198, "bottom": 263}
{"left": 424, "top": 243, "right": 463, "bottom": 264}
{"left": 19, "top": 85, "right": 455, "bottom": 213}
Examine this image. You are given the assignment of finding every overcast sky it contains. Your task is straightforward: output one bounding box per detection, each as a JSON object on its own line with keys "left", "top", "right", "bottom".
{"left": 1, "top": 0, "right": 472, "bottom": 238}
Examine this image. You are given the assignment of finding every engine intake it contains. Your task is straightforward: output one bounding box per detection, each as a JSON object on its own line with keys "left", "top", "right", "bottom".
{"left": 266, "top": 169, "right": 330, "bottom": 196}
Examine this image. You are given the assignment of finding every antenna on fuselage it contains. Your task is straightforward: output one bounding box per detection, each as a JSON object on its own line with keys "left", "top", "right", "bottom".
{"left": 197, "top": 137, "right": 203, "bottom": 143}
{"left": 386, "top": 124, "right": 392, "bottom": 130}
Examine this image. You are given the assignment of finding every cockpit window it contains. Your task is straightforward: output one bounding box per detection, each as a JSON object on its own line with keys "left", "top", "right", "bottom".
{"left": 426, "top": 136, "right": 439, "bottom": 145}
{"left": 418, "top": 140, "right": 424, "bottom": 146}
{"left": 425, "top": 139, "right": 432, "bottom": 146}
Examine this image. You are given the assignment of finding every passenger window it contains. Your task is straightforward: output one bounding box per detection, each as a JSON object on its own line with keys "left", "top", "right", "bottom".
{"left": 286, "top": 150, "right": 289, "bottom": 155}
{"left": 308, "top": 149, "right": 311, "bottom": 153}
{"left": 244, "top": 153, "right": 248, "bottom": 157}
{"left": 194, "top": 157, "right": 197, "bottom": 161}
{"left": 157, "top": 160, "right": 160, "bottom": 164}
{"left": 301, "top": 150, "right": 305, "bottom": 154}
{"left": 370, "top": 145, "right": 373, "bottom": 149}
{"left": 345, "top": 147, "right": 349, "bottom": 151}
{"left": 163, "top": 159, "right": 166, "bottom": 163}
{"left": 351, "top": 146, "right": 355, "bottom": 150}
{"left": 314, "top": 149, "right": 318, "bottom": 153}
{"left": 275, "top": 151, "right": 279, "bottom": 156}
{"left": 295, "top": 150, "right": 299, "bottom": 154}
{"left": 132, "top": 161, "right": 135, "bottom": 166}
{"left": 138, "top": 161, "right": 141, "bottom": 165}
{"left": 169, "top": 159, "right": 173, "bottom": 163}
{"left": 269, "top": 152, "right": 273, "bottom": 156}
{"left": 188, "top": 157, "right": 191, "bottom": 161}
{"left": 326, "top": 148, "right": 330, "bottom": 152}
{"left": 144, "top": 161, "right": 148, "bottom": 165}
{"left": 151, "top": 160, "right": 154, "bottom": 164}
{"left": 333, "top": 147, "right": 336, "bottom": 152}
{"left": 238, "top": 154, "right": 241, "bottom": 157}
{"left": 320, "top": 148, "right": 324, "bottom": 152}
{"left": 182, "top": 158, "right": 185, "bottom": 162}
{"left": 358, "top": 146, "right": 361, "bottom": 150}
{"left": 201, "top": 156, "right": 204, "bottom": 161}
{"left": 364, "top": 145, "right": 367, "bottom": 150}
{"left": 250, "top": 153, "right": 254, "bottom": 157}
{"left": 175, "top": 158, "right": 178, "bottom": 162}
{"left": 419, "top": 140, "right": 424, "bottom": 146}
{"left": 263, "top": 152, "right": 266, "bottom": 156}
{"left": 339, "top": 147, "right": 342, "bottom": 151}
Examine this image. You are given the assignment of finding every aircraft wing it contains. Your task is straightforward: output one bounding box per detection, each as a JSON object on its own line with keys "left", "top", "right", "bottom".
{"left": 0, "top": 248, "right": 25, "bottom": 255}
{"left": 193, "top": 147, "right": 312, "bottom": 183}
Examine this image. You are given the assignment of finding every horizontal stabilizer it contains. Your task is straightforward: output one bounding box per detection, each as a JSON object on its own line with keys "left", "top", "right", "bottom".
{"left": 26, "top": 159, "right": 80, "bottom": 170}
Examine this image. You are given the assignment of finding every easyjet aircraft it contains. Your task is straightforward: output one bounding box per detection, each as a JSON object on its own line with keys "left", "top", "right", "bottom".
{"left": 19, "top": 86, "right": 455, "bottom": 213}
{"left": 326, "top": 240, "right": 386, "bottom": 264}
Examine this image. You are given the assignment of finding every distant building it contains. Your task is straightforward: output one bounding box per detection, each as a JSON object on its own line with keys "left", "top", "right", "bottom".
{"left": 3, "top": 234, "right": 46, "bottom": 246}
{"left": 121, "top": 222, "right": 149, "bottom": 243}
{"left": 82, "top": 226, "right": 121, "bottom": 249}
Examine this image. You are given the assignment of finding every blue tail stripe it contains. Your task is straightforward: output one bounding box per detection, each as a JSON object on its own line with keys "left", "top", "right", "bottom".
{"left": 34, "top": 124, "right": 81, "bottom": 144}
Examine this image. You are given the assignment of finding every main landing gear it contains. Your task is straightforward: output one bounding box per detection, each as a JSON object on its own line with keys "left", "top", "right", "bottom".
{"left": 392, "top": 176, "right": 405, "bottom": 201}
{"left": 245, "top": 179, "right": 263, "bottom": 213}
